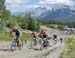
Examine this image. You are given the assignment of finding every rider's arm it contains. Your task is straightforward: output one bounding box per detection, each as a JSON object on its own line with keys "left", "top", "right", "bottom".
{"left": 10, "top": 30, "right": 13, "bottom": 37}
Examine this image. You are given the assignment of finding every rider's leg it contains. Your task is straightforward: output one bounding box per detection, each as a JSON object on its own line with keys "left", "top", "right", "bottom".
{"left": 16, "top": 37, "right": 20, "bottom": 47}
{"left": 54, "top": 38, "right": 57, "bottom": 45}
{"left": 32, "top": 36, "right": 37, "bottom": 47}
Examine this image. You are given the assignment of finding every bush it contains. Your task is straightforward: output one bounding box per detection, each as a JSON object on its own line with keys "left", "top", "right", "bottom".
{"left": 57, "top": 25, "right": 64, "bottom": 30}
{"left": 47, "top": 24, "right": 56, "bottom": 29}
{"left": 27, "top": 15, "right": 40, "bottom": 31}
{"left": 20, "top": 23, "right": 27, "bottom": 29}
{"left": 6, "top": 22, "right": 16, "bottom": 28}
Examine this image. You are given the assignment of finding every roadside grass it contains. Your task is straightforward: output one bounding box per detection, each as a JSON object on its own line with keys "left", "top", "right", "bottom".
{"left": 0, "top": 31, "right": 32, "bottom": 41}
{"left": 60, "top": 38, "right": 75, "bottom": 58}
{"left": 0, "top": 31, "right": 10, "bottom": 41}
{"left": 20, "top": 32, "right": 32, "bottom": 41}
{"left": 47, "top": 24, "right": 57, "bottom": 29}
{"left": 47, "top": 24, "right": 64, "bottom": 30}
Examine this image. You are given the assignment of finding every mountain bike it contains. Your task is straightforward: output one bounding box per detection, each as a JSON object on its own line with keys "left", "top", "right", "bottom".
{"left": 10, "top": 36, "right": 23, "bottom": 51}
{"left": 31, "top": 37, "right": 38, "bottom": 48}
{"left": 40, "top": 38, "right": 49, "bottom": 50}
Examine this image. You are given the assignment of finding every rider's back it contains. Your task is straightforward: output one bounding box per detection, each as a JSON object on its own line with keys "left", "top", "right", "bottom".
{"left": 32, "top": 32, "right": 37, "bottom": 38}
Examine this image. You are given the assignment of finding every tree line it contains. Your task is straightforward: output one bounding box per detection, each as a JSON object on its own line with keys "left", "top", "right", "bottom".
{"left": 0, "top": 0, "right": 40, "bottom": 32}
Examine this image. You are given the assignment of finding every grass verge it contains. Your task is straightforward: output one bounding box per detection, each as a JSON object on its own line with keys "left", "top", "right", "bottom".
{"left": 0, "top": 31, "right": 32, "bottom": 41}
{"left": 60, "top": 38, "right": 75, "bottom": 58}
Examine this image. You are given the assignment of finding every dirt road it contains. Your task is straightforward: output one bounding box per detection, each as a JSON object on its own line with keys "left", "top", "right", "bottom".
{"left": 0, "top": 39, "right": 60, "bottom": 58}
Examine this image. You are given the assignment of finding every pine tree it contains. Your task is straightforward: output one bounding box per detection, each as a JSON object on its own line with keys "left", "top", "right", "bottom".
{"left": 0, "top": 0, "right": 5, "bottom": 16}
{"left": 0, "top": 0, "right": 6, "bottom": 30}
{"left": 36, "top": 23, "right": 40, "bottom": 32}
{"left": 27, "top": 14, "right": 39, "bottom": 31}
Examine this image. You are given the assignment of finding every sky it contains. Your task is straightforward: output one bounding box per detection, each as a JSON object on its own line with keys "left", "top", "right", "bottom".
{"left": 5, "top": 0, "right": 75, "bottom": 13}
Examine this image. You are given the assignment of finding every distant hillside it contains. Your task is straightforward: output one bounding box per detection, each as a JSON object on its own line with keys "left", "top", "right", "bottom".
{"left": 12, "top": 3, "right": 75, "bottom": 22}
{"left": 38, "top": 7, "right": 75, "bottom": 22}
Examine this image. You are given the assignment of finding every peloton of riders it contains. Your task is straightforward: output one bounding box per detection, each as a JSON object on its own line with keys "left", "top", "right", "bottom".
{"left": 10, "top": 25, "right": 63, "bottom": 49}
{"left": 31, "top": 29, "right": 62, "bottom": 48}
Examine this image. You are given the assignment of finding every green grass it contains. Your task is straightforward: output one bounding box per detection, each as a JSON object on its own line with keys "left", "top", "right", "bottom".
{"left": 47, "top": 24, "right": 64, "bottom": 30}
{"left": 60, "top": 38, "right": 75, "bottom": 58}
{"left": 0, "top": 30, "right": 32, "bottom": 41}
{"left": 47, "top": 24, "right": 57, "bottom": 29}
{"left": 0, "top": 31, "right": 10, "bottom": 41}
{"left": 20, "top": 32, "right": 32, "bottom": 41}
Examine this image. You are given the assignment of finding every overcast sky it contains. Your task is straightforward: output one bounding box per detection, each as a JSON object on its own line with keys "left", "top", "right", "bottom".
{"left": 5, "top": 0, "right": 75, "bottom": 13}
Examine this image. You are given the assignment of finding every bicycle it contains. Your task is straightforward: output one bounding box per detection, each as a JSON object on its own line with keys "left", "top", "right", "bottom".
{"left": 40, "top": 38, "right": 49, "bottom": 50}
{"left": 10, "top": 36, "right": 23, "bottom": 51}
{"left": 31, "top": 37, "right": 38, "bottom": 48}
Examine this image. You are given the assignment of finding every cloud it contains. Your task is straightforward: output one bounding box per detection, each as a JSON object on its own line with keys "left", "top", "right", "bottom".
{"left": 30, "top": 0, "right": 74, "bottom": 10}
{"left": 5, "top": 0, "right": 26, "bottom": 13}
{"left": 5, "top": 0, "right": 25, "bottom": 4}
{"left": 38, "top": 0, "right": 74, "bottom": 5}
{"left": 5, "top": 0, "right": 75, "bottom": 13}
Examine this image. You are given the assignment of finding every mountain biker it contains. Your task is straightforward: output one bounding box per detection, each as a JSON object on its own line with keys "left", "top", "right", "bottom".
{"left": 40, "top": 30, "right": 48, "bottom": 41}
{"left": 10, "top": 26, "right": 20, "bottom": 47}
{"left": 53, "top": 34, "right": 57, "bottom": 40}
{"left": 53, "top": 34, "right": 58, "bottom": 44}
{"left": 39, "top": 30, "right": 49, "bottom": 50}
{"left": 31, "top": 31, "right": 38, "bottom": 45}
{"left": 41, "top": 30, "right": 47, "bottom": 38}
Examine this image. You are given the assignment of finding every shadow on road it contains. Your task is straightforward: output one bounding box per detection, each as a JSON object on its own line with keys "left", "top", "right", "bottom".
{"left": 0, "top": 48, "right": 11, "bottom": 52}
{"left": 33, "top": 48, "right": 40, "bottom": 51}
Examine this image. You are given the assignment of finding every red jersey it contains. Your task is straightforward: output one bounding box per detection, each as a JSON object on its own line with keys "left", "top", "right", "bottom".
{"left": 32, "top": 32, "right": 37, "bottom": 36}
{"left": 41, "top": 31, "right": 47, "bottom": 35}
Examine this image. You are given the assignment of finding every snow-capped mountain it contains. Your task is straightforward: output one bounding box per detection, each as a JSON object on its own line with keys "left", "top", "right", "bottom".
{"left": 13, "top": 3, "right": 75, "bottom": 22}
{"left": 31, "top": 4, "right": 75, "bottom": 22}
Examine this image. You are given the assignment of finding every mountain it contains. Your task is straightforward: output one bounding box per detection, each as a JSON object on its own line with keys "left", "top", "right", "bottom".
{"left": 12, "top": 3, "right": 75, "bottom": 22}
{"left": 38, "top": 7, "right": 75, "bottom": 22}
{"left": 31, "top": 7, "right": 48, "bottom": 17}
{"left": 30, "top": 4, "right": 75, "bottom": 22}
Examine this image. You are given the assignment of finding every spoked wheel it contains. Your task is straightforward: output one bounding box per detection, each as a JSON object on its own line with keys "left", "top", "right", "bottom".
{"left": 10, "top": 41, "right": 16, "bottom": 51}
{"left": 18, "top": 40, "right": 24, "bottom": 50}
{"left": 10, "top": 40, "right": 24, "bottom": 51}
{"left": 32, "top": 38, "right": 37, "bottom": 48}
{"left": 40, "top": 40, "right": 44, "bottom": 50}
{"left": 40, "top": 44, "right": 44, "bottom": 50}
{"left": 40, "top": 40, "right": 49, "bottom": 50}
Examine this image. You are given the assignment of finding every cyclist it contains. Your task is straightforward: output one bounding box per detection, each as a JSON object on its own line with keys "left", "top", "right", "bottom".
{"left": 31, "top": 31, "right": 38, "bottom": 46}
{"left": 40, "top": 30, "right": 49, "bottom": 49}
{"left": 53, "top": 34, "right": 58, "bottom": 44}
{"left": 41, "top": 30, "right": 48, "bottom": 40}
{"left": 10, "top": 26, "right": 20, "bottom": 47}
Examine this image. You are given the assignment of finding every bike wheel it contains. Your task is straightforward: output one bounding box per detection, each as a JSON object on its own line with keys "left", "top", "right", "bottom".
{"left": 40, "top": 40, "right": 44, "bottom": 50}
{"left": 18, "top": 40, "right": 24, "bottom": 50}
{"left": 40, "top": 44, "right": 44, "bottom": 50}
{"left": 10, "top": 42, "right": 16, "bottom": 51}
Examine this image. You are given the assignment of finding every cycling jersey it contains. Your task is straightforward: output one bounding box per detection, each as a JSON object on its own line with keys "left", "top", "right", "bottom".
{"left": 53, "top": 34, "right": 57, "bottom": 39}
{"left": 32, "top": 32, "right": 37, "bottom": 38}
{"left": 12, "top": 29, "right": 20, "bottom": 37}
{"left": 41, "top": 31, "right": 47, "bottom": 38}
